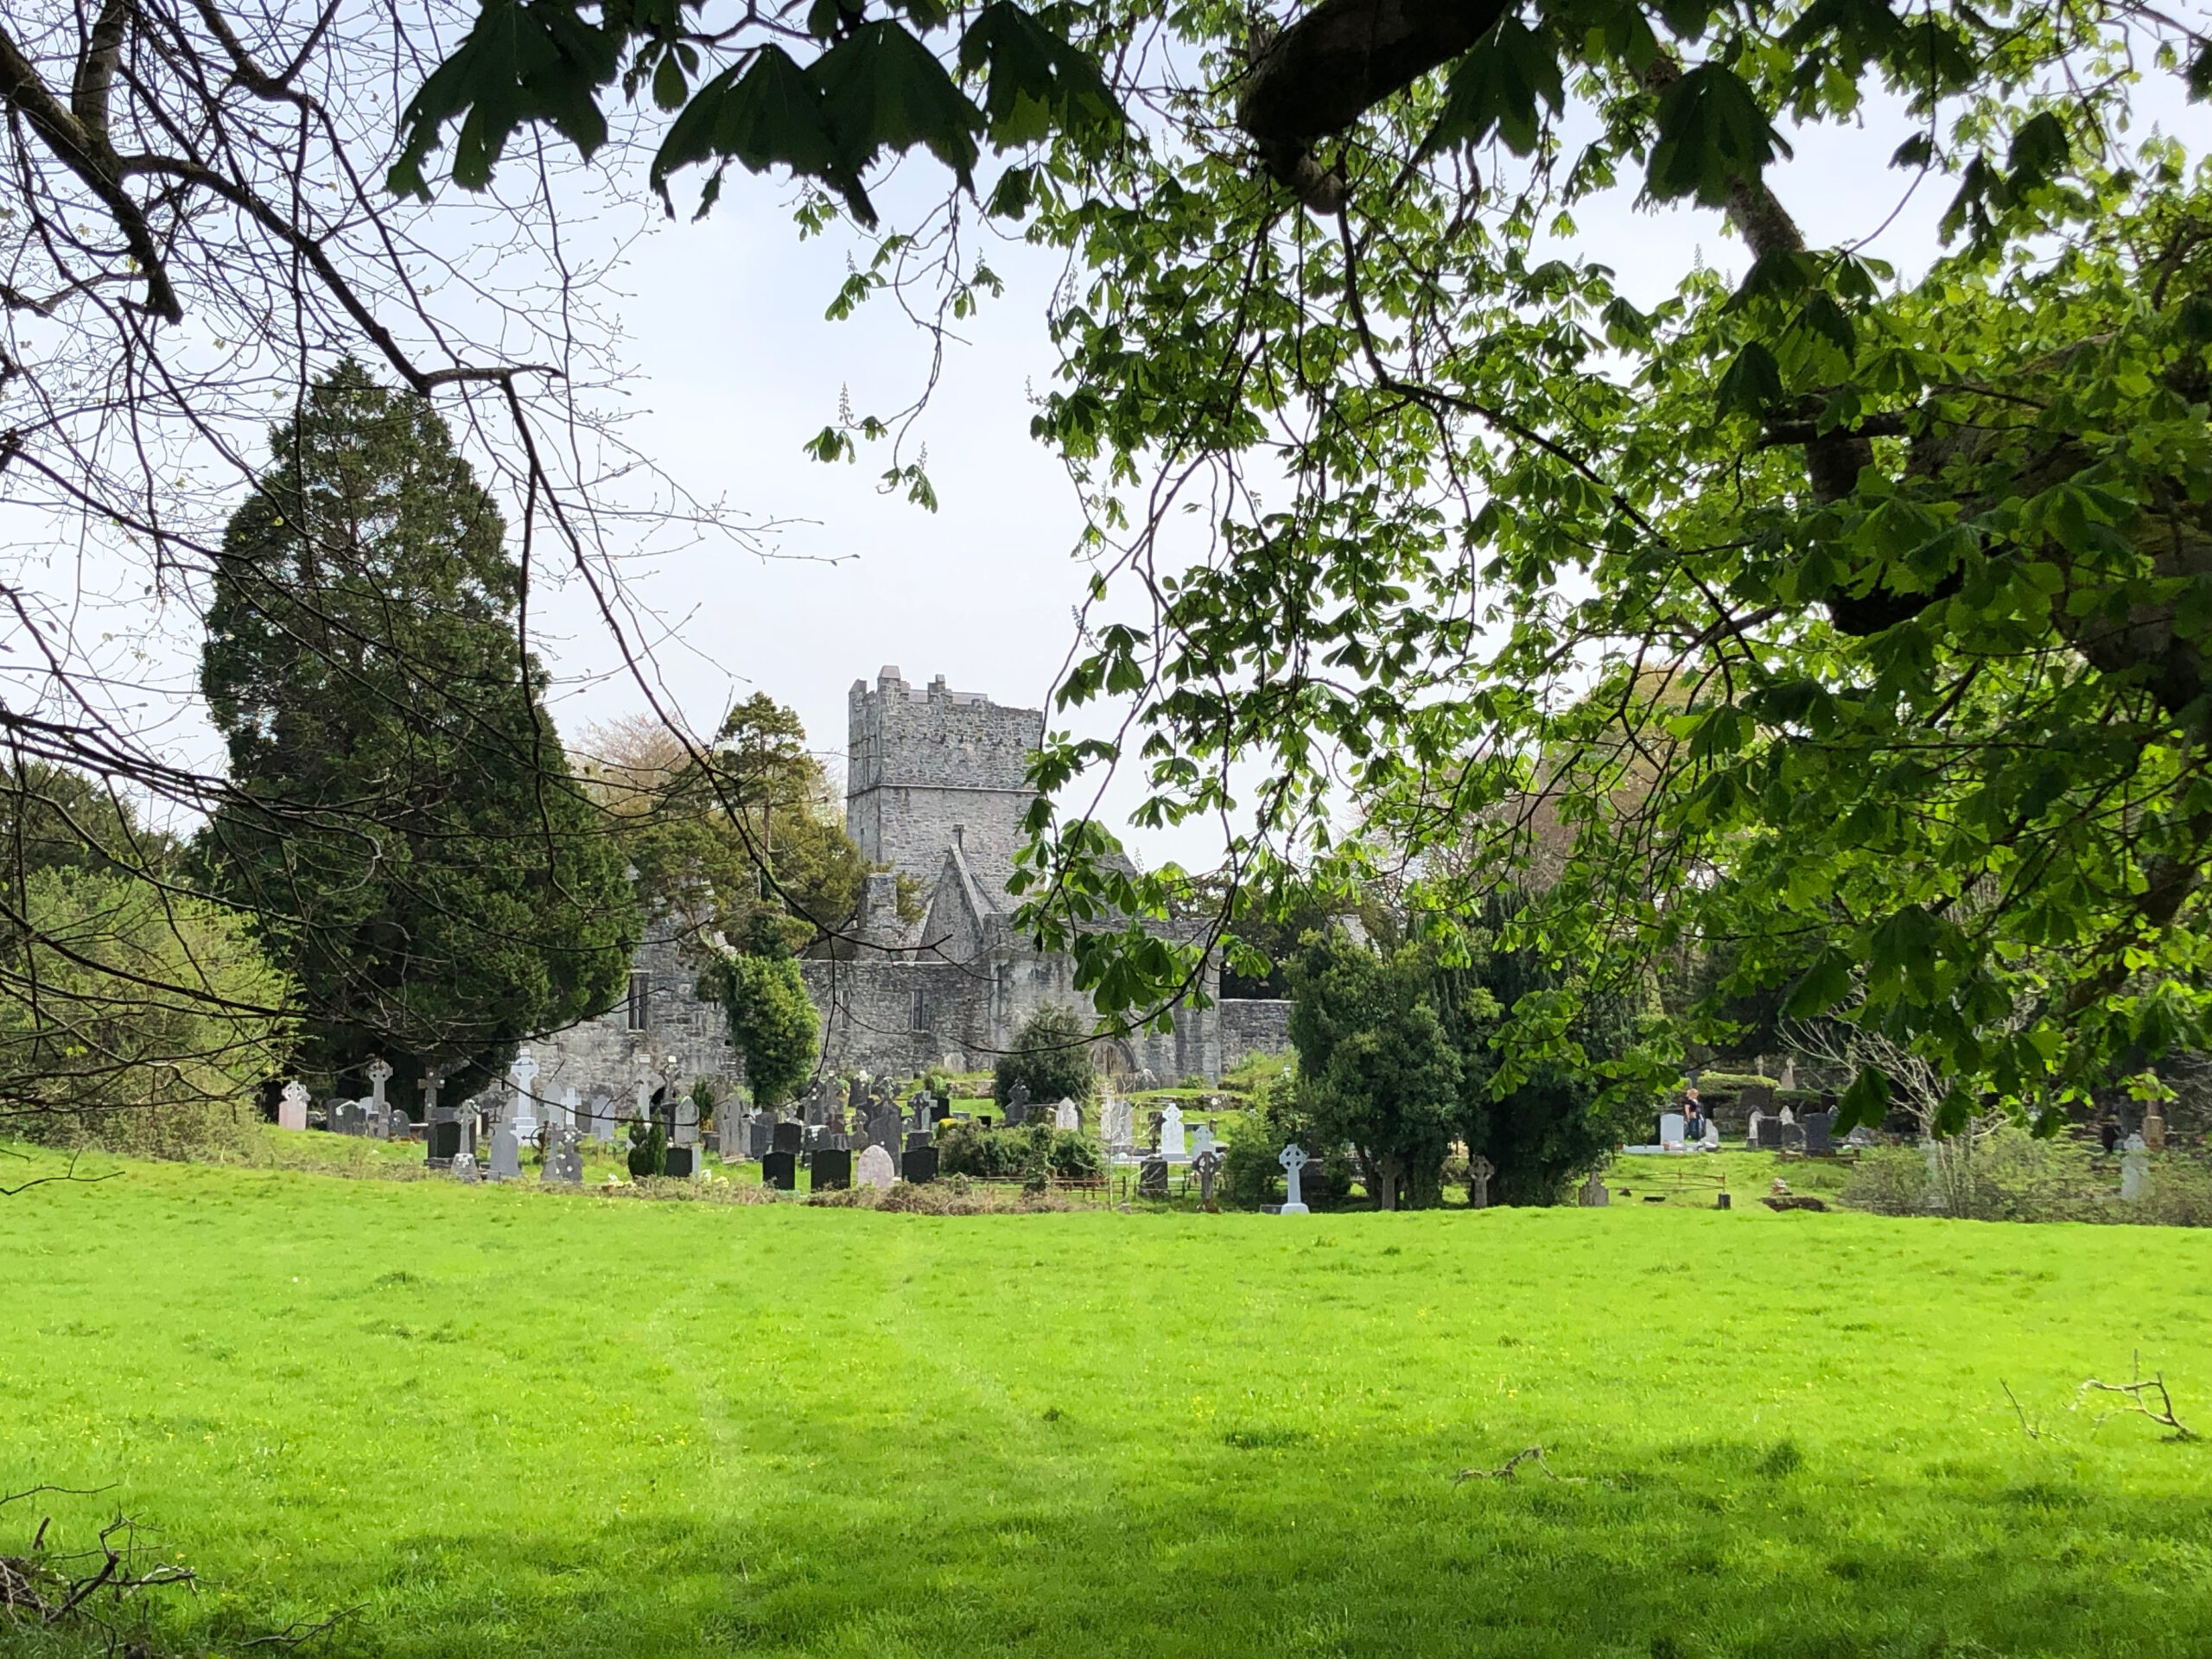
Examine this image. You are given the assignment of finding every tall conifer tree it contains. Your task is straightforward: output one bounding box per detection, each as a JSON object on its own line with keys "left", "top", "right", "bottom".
{"left": 200, "top": 361, "right": 638, "bottom": 1107}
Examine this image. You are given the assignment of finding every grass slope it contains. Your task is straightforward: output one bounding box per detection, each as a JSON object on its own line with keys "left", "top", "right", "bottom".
{"left": 3, "top": 1147, "right": 2209, "bottom": 1657}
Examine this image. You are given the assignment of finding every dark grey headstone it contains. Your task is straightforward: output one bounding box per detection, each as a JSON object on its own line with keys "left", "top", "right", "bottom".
{"left": 427, "top": 1119, "right": 462, "bottom": 1165}
{"left": 748, "top": 1119, "right": 773, "bottom": 1158}
{"left": 772, "top": 1121, "right": 803, "bottom": 1155}
{"left": 1780, "top": 1122, "right": 1806, "bottom": 1153}
{"left": 1754, "top": 1116, "right": 1784, "bottom": 1151}
{"left": 1138, "top": 1157, "right": 1169, "bottom": 1198}
{"left": 664, "top": 1145, "right": 696, "bottom": 1179}
{"left": 1803, "top": 1109, "right": 1836, "bottom": 1154}
{"left": 900, "top": 1147, "right": 938, "bottom": 1185}
{"left": 906, "top": 1131, "right": 932, "bottom": 1154}
{"left": 930, "top": 1103, "right": 950, "bottom": 1124}
{"left": 813, "top": 1149, "right": 853, "bottom": 1191}
{"left": 762, "top": 1151, "right": 798, "bottom": 1191}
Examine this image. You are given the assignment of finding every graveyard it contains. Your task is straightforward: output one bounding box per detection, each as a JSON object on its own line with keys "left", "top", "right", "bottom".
{"left": 3, "top": 1140, "right": 2210, "bottom": 1658}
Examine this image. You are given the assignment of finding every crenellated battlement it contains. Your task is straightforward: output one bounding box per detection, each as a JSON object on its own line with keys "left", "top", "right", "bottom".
{"left": 845, "top": 666, "right": 1041, "bottom": 892}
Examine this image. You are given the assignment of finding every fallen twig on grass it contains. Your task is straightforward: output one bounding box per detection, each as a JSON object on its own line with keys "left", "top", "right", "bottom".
{"left": 2001, "top": 1380, "right": 2040, "bottom": 1440}
{"left": 0, "top": 1148, "right": 119, "bottom": 1198}
{"left": 1454, "top": 1446, "right": 1586, "bottom": 1484}
{"left": 2079, "top": 1351, "right": 2195, "bottom": 1440}
{"left": 241, "top": 1603, "right": 366, "bottom": 1648}
{"left": 0, "top": 1510, "right": 197, "bottom": 1635}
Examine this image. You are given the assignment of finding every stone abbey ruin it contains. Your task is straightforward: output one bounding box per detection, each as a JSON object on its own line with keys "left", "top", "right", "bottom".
{"left": 533, "top": 668, "right": 1291, "bottom": 1103}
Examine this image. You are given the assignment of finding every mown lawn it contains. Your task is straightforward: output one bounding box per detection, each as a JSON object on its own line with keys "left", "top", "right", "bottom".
{"left": 3, "top": 1144, "right": 2209, "bottom": 1658}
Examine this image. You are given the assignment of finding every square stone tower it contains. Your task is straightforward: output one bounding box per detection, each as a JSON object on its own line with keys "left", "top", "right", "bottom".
{"left": 845, "top": 668, "right": 1043, "bottom": 898}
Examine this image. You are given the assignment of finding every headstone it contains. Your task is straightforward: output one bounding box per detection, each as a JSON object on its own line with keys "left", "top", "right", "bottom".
{"left": 762, "top": 1150, "right": 798, "bottom": 1191}
{"left": 1779, "top": 1104, "right": 1797, "bottom": 1127}
{"left": 1192, "top": 1147, "right": 1223, "bottom": 1205}
{"left": 1054, "top": 1098, "right": 1080, "bottom": 1133}
{"left": 368, "top": 1098, "right": 392, "bottom": 1141}
{"left": 748, "top": 1117, "right": 774, "bottom": 1158}
{"left": 1754, "top": 1116, "right": 1784, "bottom": 1152}
{"left": 2145, "top": 1113, "right": 2169, "bottom": 1152}
{"left": 1160, "top": 1104, "right": 1186, "bottom": 1159}
{"left": 487, "top": 1117, "right": 521, "bottom": 1182}
{"left": 1744, "top": 1109, "right": 1764, "bottom": 1151}
{"left": 674, "top": 1094, "right": 700, "bottom": 1147}
{"left": 1701, "top": 1120, "right": 1722, "bottom": 1150}
{"left": 1844, "top": 1125, "right": 1878, "bottom": 1148}
{"left": 1137, "top": 1157, "right": 1169, "bottom": 1198}
{"left": 2121, "top": 1132, "right": 2149, "bottom": 1201}
{"left": 1578, "top": 1170, "right": 1610, "bottom": 1207}
{"left": 664, "top": 1145, "right": 696, "bottom": 1179}
{"left": 453, "top": 1151, "right": 480, "bottom": 1184}
{"left": 556, "top": 1087, "right": 579, "bottom": 1133}
{"left": 772, "top": 1121, "right": 803, "bottom": 1155}
{"left": 1659, "top": 1111, "right": 1686, "bottom": 1150}
{"left": 930, "top": 1102, "right": 950, "bottom": 1125}
{"left": 543, "top": 1128, "right": 584, "bottom": 1185}
{"left": 508, "top": 1049, "right": 540, "bottom": 1142}
{"left": 1191, "top": 1122, "right": 1217, "bottom": 1159}
{"left": 367, "top": 1058, "right": 393, "bottom": 1120}
{"left": 906, "top": 1131, "right": 933, "bottom": 1154}
{"left": 804, "top": 1124, "right": 832, "bottom": 1153}
{"left": 1802, "top": 1109, "right": 1836, "bottom": 1155}
{"left": 1277, "top": 1144, "right": 1312, "bottom": 1215}
{"left": 1146, "top": 1109, "right": 1163, "bottom": 1152}
{"left": 1780, "top": 1122, "right": 1806, "bottom": 1153}
{"left": 590, "top": 1093, "right": 616, "bottom": 1144}
{"left": 331, "top": 1099, "right": 365, "bottom": 1136}
{"left": 900, "top": 1146, "right": 939, "bottom": 1184}
{"left": 856, "top": 1145, "right": 897, "bottom": 1190}
{"left": 1468, "top": 1154, "right": 1495, "bottom": 1210}
{"left": 1004, "top": 1079, "right": 1031, "bottom": 1127}
{"left": 1780, "top": 1058, "right": 1797, "bottom": 1091}
{"left": 813, "top": 1148, "right": 853, "bottom": 1191}
{"left": 276, "top": 1079, "right": 309, "bottom": 1132}
{"left": 633, "top": 1066, "right": 654, "bottom": 1130}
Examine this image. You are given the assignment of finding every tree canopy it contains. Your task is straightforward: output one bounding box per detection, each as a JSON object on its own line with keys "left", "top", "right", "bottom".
{"left": 200, "top": 361, "right": 639, "bottom": 1108}
{"left": 393, "top": 0, "right": 2212, "bottom": 1128}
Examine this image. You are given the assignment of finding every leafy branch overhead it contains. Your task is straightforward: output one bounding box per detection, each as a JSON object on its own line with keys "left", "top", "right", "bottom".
{"left": 389, "top": 0, "right": 2212, "bottom": 1126}
{"left": 391, "top": 0, "right": 1122, "bottom": 224}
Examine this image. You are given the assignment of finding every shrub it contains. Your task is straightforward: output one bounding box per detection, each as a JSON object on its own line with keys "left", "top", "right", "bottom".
{"left": 702, "top": 947, "right": 817, "bottom": 1109}
{"left": 1840, "top": 1128, "right": 2212, "bottom": 1225}
{"left": 626, "top": 1117, "right": 666, "bottom": 1178}
{"left": 0, "top": 868, "right": 295, "bottom": 1158}
{"left": 937, "top": 1118, "right": 1101, "bottom": 1182}
{"left": 992, "top": 1006, "right": 1096, "bottom": 1109}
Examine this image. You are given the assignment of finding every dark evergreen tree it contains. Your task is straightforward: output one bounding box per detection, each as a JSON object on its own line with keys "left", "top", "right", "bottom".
{"left": 199, "top": 360, "right": 638, "bottom": 1108}
{"left": 1287, "top": 930, "right": 1462, "bottom": 1211}
{"left": 701, "top": 908, "right": 819, "bottom": 1110}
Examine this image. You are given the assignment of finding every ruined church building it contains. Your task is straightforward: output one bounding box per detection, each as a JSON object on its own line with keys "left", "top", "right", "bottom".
{"left": 535, "top": 668, "right": 1291, "bottom": 1102}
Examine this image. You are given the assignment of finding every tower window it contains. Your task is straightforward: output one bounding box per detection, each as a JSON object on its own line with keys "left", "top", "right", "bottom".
{"left": 626, "top": 970, "right": 651, "bottom": 1032}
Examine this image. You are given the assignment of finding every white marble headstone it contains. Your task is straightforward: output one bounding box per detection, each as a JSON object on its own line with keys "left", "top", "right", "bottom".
{"left": 1659, "top": 1112, "right": 1686, "bottom": 1149}
{"left": 1160, "top": 1104, "right": 1186, "bottom": 1158}
{"left": 1053, "top": 1097, "right": 1079, "bottom": 1133}
{"left": 856, "top": 1144, "right": 897, "bottom": 1190}
{"left": 276, "top": 1079, "right": 308, "bottom": 1132}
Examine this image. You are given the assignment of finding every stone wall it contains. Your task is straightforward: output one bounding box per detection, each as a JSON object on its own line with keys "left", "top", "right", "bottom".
{"left": 846, "top": 667, "right": 1040, "bottom": 887}
{"left": 528, "top": 917, "right": 741, "bottom": 1105}
{"left": 1220, "top": 999, "right": 1294, "bottom": 1071}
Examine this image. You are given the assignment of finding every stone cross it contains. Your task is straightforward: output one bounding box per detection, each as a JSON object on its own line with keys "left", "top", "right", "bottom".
{"left": 634, "top": 1065, "right": 654, "bottom": 1126}
{"left": 1468, "top": 1154, "right": 1495, "bottom": 1210}
{"left": 276, "top": 1079, "right": 309, "bottom": 1132}
{"left": 1191, "top": 1122, "right": 1217, "bottom": 1159}
{"left": 589, "top": 1092, "right": 614, "bottom": 1143}
{"left": 507, "top": 1049, "right": 540, "bottom": 1141}
{"left": 1054, "top": 1097, "right": 1079, "bottom": 1133}
{"left": 367, "top": 1058, "right": 392, "bottom": 1112}
{"left": 1160, "top": 1103, "right": 1186, "bottom": 1158}
{"left": 673, "top": 1093, "right": 700, "bottom": 1147}
{"left": 1278, "top": 1143, "right": 1312, "bottom": 1215}
{"left": 1192, "top": 1147, "right": 1223, "bottom": 1205}
{"left": 558, "top": 1087, "right": 579, "bottom": 1132}
{"left": 1578, "top": 1169, "right": 1610, "bottom": 1207}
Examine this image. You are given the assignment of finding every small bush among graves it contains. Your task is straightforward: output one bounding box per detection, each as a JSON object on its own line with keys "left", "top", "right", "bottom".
{"left": 1842, "top": 1130, "right": 2212, "bottom": 1225}
{"left": 936, "top": 1119, "right": 1099, "bottom": 1183}
{"left": 991, "top": 1006, "right": 1096, "bottom": 1109}
{"left": 626, "top": 1118, "right": 667, "bottom": 1179}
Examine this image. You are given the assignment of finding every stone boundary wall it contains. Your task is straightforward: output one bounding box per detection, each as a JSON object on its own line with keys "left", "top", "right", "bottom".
{"left": 1220, "top": 999, "right": 1294, "bottom": 1071}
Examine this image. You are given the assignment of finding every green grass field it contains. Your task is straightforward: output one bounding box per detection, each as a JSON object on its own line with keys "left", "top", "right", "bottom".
{"left": 3, "top": 1143, "right": 2210, "bottom": 1658}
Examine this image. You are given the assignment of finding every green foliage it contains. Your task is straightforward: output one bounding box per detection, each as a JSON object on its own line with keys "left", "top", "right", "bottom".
{"left": 198, "top": 362, "right": 638, "bottom": 1109}
{"left": 626, "top": 1116, "right": 668, "bottom": 1178}
{"left": 936, "top": 1117, "right": 1098, "bottom": 1180}
{"left": 702, "top": 946, "right": 819, "bottom": 1109}
{"left": 1844, "top": 1129, "right": 2212, "bottom": 1225}
{"left": 0, "top": 868, "right": 294, "bottom": 1157}
{"left": 591, "top": 693, "right": 869, "bottom": 957}
{"left": 992, "top": 1004, "right": 1096, "bottom": 1109}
